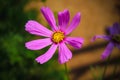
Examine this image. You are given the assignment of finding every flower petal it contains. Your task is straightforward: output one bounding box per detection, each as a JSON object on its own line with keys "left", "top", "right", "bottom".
{"left": 41, "top": 7, "right": 58, "bottom": 31}
{"left": 91, "top": 35, "right": 110, "bottom": 42}
{"left": 107, "top": 23, "right": 120, "bottom": 35}
{"left": 25, "top": 20, "right": 53, "bottom": 37}
{"left": 25, "top": 38, "right": 52, "bottom": 50}
{"left": 66, "top": 37, "right": 84, "bottom": 49}
{"left": 58, "top": 9, "right": 70, "bottom": 30}
{"left": 101, "top": 42, "right": 114, "bottom": 59}
{"left": 58, "top": 43, "right": 72, "bottom": 64}
{"left": 35, "top": 44, "right": 57, "bottom": 64}
{"left": 65, "top": 13, "right": 81, "bottom": 35}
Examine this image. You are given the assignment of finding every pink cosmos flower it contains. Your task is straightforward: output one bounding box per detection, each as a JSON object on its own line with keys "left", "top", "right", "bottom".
{"left": 92, "top": 23, "right": 120, "bottom": 59}
{"left": 25, "top": 7, "right": 84, "bottom": 64}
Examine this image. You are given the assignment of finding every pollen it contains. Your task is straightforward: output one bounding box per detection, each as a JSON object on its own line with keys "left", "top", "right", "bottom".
{"left": 52, "top": 31, "right": 65, "bottom": 43}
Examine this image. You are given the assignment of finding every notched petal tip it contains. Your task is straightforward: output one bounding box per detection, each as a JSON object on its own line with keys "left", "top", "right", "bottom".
{"left": 59, "top": 54, "right": 71, "bottom": 64}
{"left": 25, "top": 20, "right": 35, "bottom": 25}
{"left": 66, "top": 37, "right": 84, "bottom": 49}
{"left": 40, "top": 7, "right": 57, "bottom": 31}
{"left": 25, "top": 20, "right": 53, "bottom": 37}
{"left": 65, "top": 12, "right": 81, "bottom": 34}
{"left": 59, "top": 59, "right": 69, "bottom": 64}
{"left": 25, "top": 42, "right": 29, "bottom": 49}
{"left": 25, "top": 38, "right": 52, "bottom": 50}
{"left": 63, "top": 9, "right": 69, "bottom": 13}
{"left": 35, "top": 58, "right": 44, "bottom": 64}
{"left": 35, "top": 44, "right": 57, "bottom": 64}
{"left": 25, "top": 42, "right": 36, "bottom": 50}
{"left": 25, "top": 20, "right": 33, "bottom": 31}
{"left": 40, "top": 7, "right": 49, "bottom": 12}
{"left": 58, "top": 9, "right": 70, "bottom": 30}
{"left": 25, "top": 20, "right": 37, "bottom": 32}
{"left": 58, "top": 43, "right": 72, "bottom": 64}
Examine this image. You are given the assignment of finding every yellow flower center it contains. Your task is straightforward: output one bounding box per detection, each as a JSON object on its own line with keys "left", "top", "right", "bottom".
{"left": 52, "top": 31, "right": 65, "bottom": 43}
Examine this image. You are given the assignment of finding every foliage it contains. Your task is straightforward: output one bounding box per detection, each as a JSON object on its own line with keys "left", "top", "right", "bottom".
{"left": 0, "top": 0, "right": 65, "bottom": 80}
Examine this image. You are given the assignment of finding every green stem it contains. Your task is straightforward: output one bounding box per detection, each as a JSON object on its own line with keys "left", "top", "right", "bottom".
{"left": 64, "top": 63, "right": 70, "bottom": 80}
{"left": 102, "top": 54, "right": 111, "bottom": 80}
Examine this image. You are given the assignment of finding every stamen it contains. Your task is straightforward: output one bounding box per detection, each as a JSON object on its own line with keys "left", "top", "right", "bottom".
{"left": 52, "top": 31, "right": 65, "bottom": 43}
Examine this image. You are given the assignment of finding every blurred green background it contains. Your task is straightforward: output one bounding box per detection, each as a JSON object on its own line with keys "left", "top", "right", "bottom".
{"left": 0, "top": 0, "right": 66, "bottom": 80}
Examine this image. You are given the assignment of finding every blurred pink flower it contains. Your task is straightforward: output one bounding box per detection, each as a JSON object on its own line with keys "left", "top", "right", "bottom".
{"left": 25, "top": 7, "right": 84, "bottom": 64}
{"left": 92, "top": 23, "right": 120, "bottom": 59}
